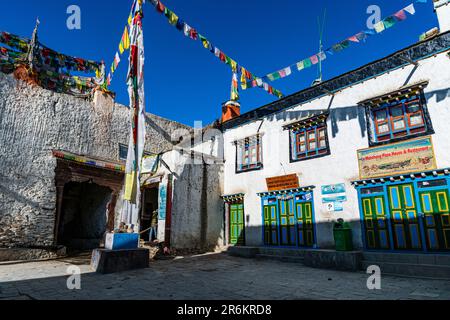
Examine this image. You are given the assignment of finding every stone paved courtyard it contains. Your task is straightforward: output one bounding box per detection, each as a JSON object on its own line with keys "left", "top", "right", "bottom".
{"left": 1, "top": 253, "right": 450, "bottom": 300}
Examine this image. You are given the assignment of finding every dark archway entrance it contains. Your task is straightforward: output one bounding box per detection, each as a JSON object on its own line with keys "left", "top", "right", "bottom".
{"left": 53, "top": 154, "right": 124, "bottom": 251}
{"left": 58, "top": 181, "right": 112, "bottom": 250}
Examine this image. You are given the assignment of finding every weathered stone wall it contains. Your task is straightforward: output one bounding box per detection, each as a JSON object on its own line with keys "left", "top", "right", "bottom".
{"left": 0, "top": 72, "right": 193, "bottom": 249}
{"left": 158, "top": 150, "right": 224, "bottom": 251}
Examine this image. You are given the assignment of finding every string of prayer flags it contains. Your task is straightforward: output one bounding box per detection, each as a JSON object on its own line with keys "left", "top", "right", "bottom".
{"left": 105, "top": 0, "right": 137, "bottom": 88}
{"left": 259, "top": 0, "right": 425, "bottom": 84}
{"left": 148, "top": 0, "right": 283, "bottom": 100}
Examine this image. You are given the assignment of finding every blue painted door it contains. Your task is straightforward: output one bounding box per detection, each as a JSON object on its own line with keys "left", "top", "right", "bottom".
{"left": 278, "top": 198, "right": 297, "bottom": 246}
{"left": 263, "top": 198, "right": 279, "bottom": 246}
{"left": 295, "top": 202, "right": 315, "bottom": 247}
{"left": 418, "top": 188, "right": 450, "bottom": 251}
{"left": 361, "top": 195, "right": 391, "bottom": 250}
{"left": 387, "top": 184, "right": 423, "bottom": 251}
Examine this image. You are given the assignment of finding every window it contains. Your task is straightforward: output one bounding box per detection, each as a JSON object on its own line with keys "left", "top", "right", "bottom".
{"left": 291, "top": 123, "right": 330, "bottom": 161}
{"left": 368, "top": 91, "right": 433, "bottom": 145}
{"left": 119, "top": 144, "right": 153, "bottom": 161}
{"left": 235, "top": 135, "right": 263, "bottom": 173}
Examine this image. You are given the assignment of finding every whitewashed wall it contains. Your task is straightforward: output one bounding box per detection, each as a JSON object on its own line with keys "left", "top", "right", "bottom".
{"left": 223, "top": 51, "right": 450, "bottom": 249}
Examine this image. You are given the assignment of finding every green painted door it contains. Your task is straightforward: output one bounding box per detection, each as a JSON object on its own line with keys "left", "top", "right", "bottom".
{"left": 419, "top": 189, "right": 450, "bottom": 251}
{"left": 295, "top": 202, "right": 314, "bottom": 247}
{"left": 230, "top": 204, "right": 245, "bottom": 245}
{"left": 263, "top": 200, "right": 279, "bottom": 245}
{"left": 279, "top": 199, "right": 297, "bottom": 246}
{"left": 361, "top": 196, "right": 391, "bottom": 250}
{"left": 387, "top": 184, "right": 422, "bottom": 250}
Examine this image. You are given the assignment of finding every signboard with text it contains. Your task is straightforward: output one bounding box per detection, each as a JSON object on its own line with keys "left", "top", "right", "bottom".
{"left": 266, "top": 174, "right": 299, "bottom": 192}
{"left": 357, "top": 136, "right": 437, "bottom": 180}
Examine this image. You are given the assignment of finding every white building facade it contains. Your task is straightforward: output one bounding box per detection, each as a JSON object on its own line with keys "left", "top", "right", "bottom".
{"left": 221, "top": 5, "right": 450, "bottom": 253}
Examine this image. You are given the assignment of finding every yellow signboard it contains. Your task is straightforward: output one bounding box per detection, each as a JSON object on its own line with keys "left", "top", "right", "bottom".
{"left": 357, "top": 136, "right": 437, "bottom": 180}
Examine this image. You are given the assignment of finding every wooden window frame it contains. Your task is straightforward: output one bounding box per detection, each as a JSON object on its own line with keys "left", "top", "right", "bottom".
{"left": 291, "top": 123, "right": 330, "bottom": 162}
{"left": 371, "top": 93, "right": 430, "bottom": 145}
{"left": 236, "top": 135, "right": 263, "bottom": 173}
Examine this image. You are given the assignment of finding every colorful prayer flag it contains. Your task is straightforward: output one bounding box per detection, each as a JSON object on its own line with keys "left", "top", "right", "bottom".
{"left": 123, "top": 27, "right": 130, "bottom": 50}
{"left": 183, "top": 24, "right": 191, "bottom": 37}
{"left": 240, "top": 69, "right": 247, "bottom": 90}
{"left": 310, "top": 55, "right": 319, "bottom": 65}
{"left": 230, "top": 72, "right": 239, "bottom": 101}
{"left": 393, "top": 9, "right": 407, "bottom": 21}
{"left": 156, "top": 1, "right": 165, "bottom": 13}
{"left": 374, "top": 21, "right": 385, "bottom": 33}
{"left": 297, "top": 60, "right": 305, "bottom": 71}
{"left": 348, "top": 35, "right": 359, "bottom": 43}
{"left": 199, "top": 35, "right": 209, "bottom": 49}
{"left": 317, "top": 51, "right": 327, "bottom": 61}
{"left": 176, "top": 19, "right": 185, "bottom": 31}
{"left": 383, "top": 16, "right": 397, "bottom": 29}
{"left": 168, "top": 11, "right": 179, "bottom": 26}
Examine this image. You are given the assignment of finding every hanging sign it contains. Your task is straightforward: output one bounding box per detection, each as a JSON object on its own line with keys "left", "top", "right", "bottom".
{"left": 266, "top": 174, "right": 299, "bottom": 192}
{"left": 357, "top": 136, "right": 437, "bottom": 179}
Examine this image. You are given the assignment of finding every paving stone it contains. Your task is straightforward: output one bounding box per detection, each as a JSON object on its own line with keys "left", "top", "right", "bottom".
{"left": 1, "top": 253, "right": 450, "bottom": 300}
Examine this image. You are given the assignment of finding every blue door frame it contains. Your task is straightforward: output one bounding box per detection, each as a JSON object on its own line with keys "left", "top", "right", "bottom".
{"left": 260, "top": 190, "right": 317, "bottom": 249}
{"left": 356, "top": 175, "right": 450, "bottom": 253}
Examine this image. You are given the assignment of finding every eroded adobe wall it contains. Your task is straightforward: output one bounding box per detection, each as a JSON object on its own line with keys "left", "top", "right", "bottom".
{"left": 0, "top": 72, "right": 190, "bottom": 248}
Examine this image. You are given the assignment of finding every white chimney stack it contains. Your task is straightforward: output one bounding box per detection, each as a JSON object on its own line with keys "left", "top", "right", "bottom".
{"left": 434, "top": 0, "right": 450, "bottom": 33}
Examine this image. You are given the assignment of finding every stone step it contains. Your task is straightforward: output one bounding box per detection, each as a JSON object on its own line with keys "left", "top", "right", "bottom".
{"left": 361, "top": 261, "right": 450, "bottom": 280}
{"left": 255, "top": 254, "right": 305, "bottom": 264}
{"left": 258, "top": 247, "right": 306, "bottom": 258}
{"left": 363, "top": 251, "right": 450, "bottom": 266}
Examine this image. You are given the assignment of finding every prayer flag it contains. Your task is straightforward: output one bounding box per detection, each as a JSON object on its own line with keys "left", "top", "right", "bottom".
{"left": 394, "top": 9, "right": 407, "bottom": 21}
{"left": 383, "top": 16, "right": 397, "bottom": 29}
{"left": 230, "top": 59, "right": 238, "bottom": 72}
{"left": 214, "top": 47, "right": 221, "bottom": 58}
{"left": 189, "top": 28, "right": 198, "bottom": 40}
{"left": 230, "top": 72, "right": 239, "bottom": 101}
{"left": 183, "top": 24, "right": 191, "bottom": 37}
{"left": 240, "top": 69, "right": 247, "bottom": 90}
{"left": 318, "top": 51, "right": 327, "bottom": 61}
{"left": 199, "top": 35, "right": 209, "bottom": 49}
{"left": 156, "top": 1, "right": 165, "bottom": 13}
{"left": 283, "top": 67, "right": 292, "bottom": 76}
{"left": 168, "top": 11, "right": 179, "bottom": 25}
{"left": 348, "top": 35, "right": 359, "bottom": 43}
{"left": 123, "top": 27, "right": 130, "bottom": 50}
{"left": 176, "top": 19, "right": 185, "bottom": 31}
{"left": 374, "top": 21, "right": 385, "bottom": 33}
{"left": 256, "top": 78, "right": 263, "bottom": 87}
{"left": 310, "top": 55, "right": 319, "bottom": 65}
{"left": 297, "top": 60, "right": 305, "bottom": 70}
{"left": 119, "top": 41, "right": 124, "bottom": 55}
{"left": 303, "top": 58, "right": 312, "bottom": 68}
{"left": 404, "top": 4, "right": 416, "bottom": 15}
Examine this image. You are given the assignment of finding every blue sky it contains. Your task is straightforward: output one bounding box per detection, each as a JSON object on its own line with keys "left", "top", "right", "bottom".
{"left": 0, "top": 0, "right": 438, "bottom": 126}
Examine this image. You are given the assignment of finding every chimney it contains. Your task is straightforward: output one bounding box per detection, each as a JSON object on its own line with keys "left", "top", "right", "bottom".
{"left": 221, "top": 100, "right": 241, "bottom": 123}
{"left": 434, "top": 0, "right": 450, "bottom": 33}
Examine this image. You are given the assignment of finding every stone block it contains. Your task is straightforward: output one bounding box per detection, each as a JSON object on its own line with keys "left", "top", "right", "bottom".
{"left": 227, "top": 246, "right": 259, "bottom": 258}
{"left": 90, "top": 248, "right": 150, "bottom": 274}
{"left": 303, "top": 249, "right": 363, "bottom": 271}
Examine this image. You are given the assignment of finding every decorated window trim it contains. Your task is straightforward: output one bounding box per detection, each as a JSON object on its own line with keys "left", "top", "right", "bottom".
{"left": 234, "top": 134, "right": 263, "bottom": 174}
{"left": 360, "top": 82, "right": 434, "bottom": 147}
{"left": 284, "top": 112, "right": 331, "bottom": 163}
